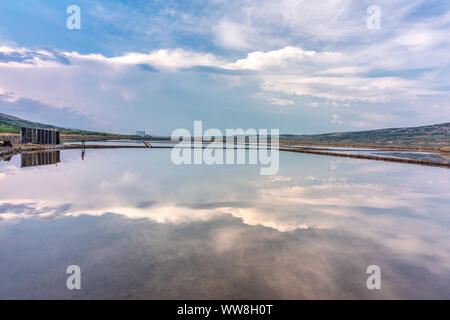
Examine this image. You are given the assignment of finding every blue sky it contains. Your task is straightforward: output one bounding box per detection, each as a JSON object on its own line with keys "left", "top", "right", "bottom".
{"left": 0, "top": 0, "right": 449, "bottom": 134}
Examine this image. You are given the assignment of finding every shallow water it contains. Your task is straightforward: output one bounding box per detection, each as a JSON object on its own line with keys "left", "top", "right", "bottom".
{"left": 0, "top": 148, "right": 449, "bottom": 299}
{"left": 284, "top": 144, "right": 450, "bottom": 163}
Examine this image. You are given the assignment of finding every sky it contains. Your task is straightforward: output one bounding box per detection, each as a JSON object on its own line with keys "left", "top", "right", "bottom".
{"left": 0, "top": 0, "right": 449, "bottom": 135}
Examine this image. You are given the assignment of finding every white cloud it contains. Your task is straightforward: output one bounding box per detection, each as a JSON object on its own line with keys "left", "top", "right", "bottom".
{"left": 1, "top": 22, "right": 449, "bottom": 130}
{"left": 226, "top": 46, "right": 344, "bottom": 71}
{"left": 259, "top": 75, "right": 440, "bottom": 102}
{"left": 331, "top": 114, "right": 342, "bottom": 124}
{"left": 268, "top": 175, "right": 291, "bottom": 182}
{"left": 68, "top": 48, "right": 226, "bottom": 69}
{"left": 270, "top": 98, "right": 294, "bottom": 106}
{"left": 213, "top": 20, "right": 253, "bottom": 50}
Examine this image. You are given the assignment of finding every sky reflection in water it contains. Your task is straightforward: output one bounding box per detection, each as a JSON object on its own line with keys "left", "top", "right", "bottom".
{"left": 0, "top": 149, "right": 449, "bottom": 299}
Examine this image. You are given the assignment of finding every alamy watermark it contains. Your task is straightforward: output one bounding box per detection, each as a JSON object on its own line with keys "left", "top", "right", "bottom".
{"left": 66, "top": 5, "right": 81, "bottom": 30}
{"left": 64, "top": 264, "right": 380, "bottom": 292}
{"left": 171, "top": 121, "right": 279, "bottom": 175}
{"left": 66, "top": 265, "right": 81, "bottom": 290}
{"left": 366, "top": 265, "right": 381, "bottom": 290}
{"left": 367, "top": 5, "right": 381, "bottom": 30}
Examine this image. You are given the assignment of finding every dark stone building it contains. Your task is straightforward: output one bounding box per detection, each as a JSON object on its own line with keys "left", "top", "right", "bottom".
{"left": 21, "top": 151, "right": 61, "bottom": 168}
{"left": 20, "top": 127, "right": 60, "bottom": 145}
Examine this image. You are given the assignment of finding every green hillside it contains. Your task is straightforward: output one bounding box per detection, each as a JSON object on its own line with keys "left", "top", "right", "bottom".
{"left": 0, "top": 112, "right": 113, "bottom": 136}
{"left": 282, "top": 123, "right": 450, "bottom": 149}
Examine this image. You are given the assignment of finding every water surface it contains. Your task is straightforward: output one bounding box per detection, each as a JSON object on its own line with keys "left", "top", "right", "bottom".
{"left": 0, "top": 148, "right": 449, "bottom": 299}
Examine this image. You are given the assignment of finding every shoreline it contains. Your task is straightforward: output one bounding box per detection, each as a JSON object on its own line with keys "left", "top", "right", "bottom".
{"left": 279, "top": 147, "right": 450, "bottom": 168}
{"left": 2, "top": 132, "right": 448, "bottom": 151}
{"left": 1, "top": 140, "right": 450, "bottom": 169}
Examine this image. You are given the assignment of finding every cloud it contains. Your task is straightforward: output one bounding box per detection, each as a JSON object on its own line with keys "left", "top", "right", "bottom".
{"left": 213, "top": 20, "right": 253, "bottom": 50}
{"left": 67, "top": 48, "right": 226, "bottom": 69}
{"left": 226, "top": 46, "right": 344, "bottom": 71}
{"left": 0, "top": 202, "right": 72, "bottom": 219}
{"left": 0, "top": 46, "right": 70, "bottom": 66}
{"left": 1, "top": 0, "right": 450, "bottom": 132}
{"left": 0, "top": 90, "right": 19, "bottom": 103}
{"left": 1, "top": 43, "right": 447, "bottom": 112}
{"left": 267, "top": 175, "right": 291, "bottom": 182}
{"left": 222, "top": 46, "right": 445, "bottom": 102}
{"left": 331, "top": 114, "right": 342, "bottom": 124}
{"left": 270, "top": 98, "right": 294, "bottom": 106}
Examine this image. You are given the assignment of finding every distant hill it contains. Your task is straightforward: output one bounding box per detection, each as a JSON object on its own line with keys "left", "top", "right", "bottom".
{"left": 0, "top": 112, "right": 113, "bottom": 136}
{"left": 281, "top": 123, "right": 450, "bottom": 149}
{"left": 1, "top": 112, "right": 449, "bottom": 148}
{"left": 0, "top": 112, "right": 60, "bottom": 133}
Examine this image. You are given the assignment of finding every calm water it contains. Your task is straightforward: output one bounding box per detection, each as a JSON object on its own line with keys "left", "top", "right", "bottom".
{"left": 0, "top": 148, "right": 449, "bottom": 299}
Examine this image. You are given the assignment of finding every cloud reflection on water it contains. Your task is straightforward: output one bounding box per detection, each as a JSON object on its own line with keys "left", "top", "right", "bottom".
{"left": 0, "top": 149, "right": 449, "bottom": 298}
